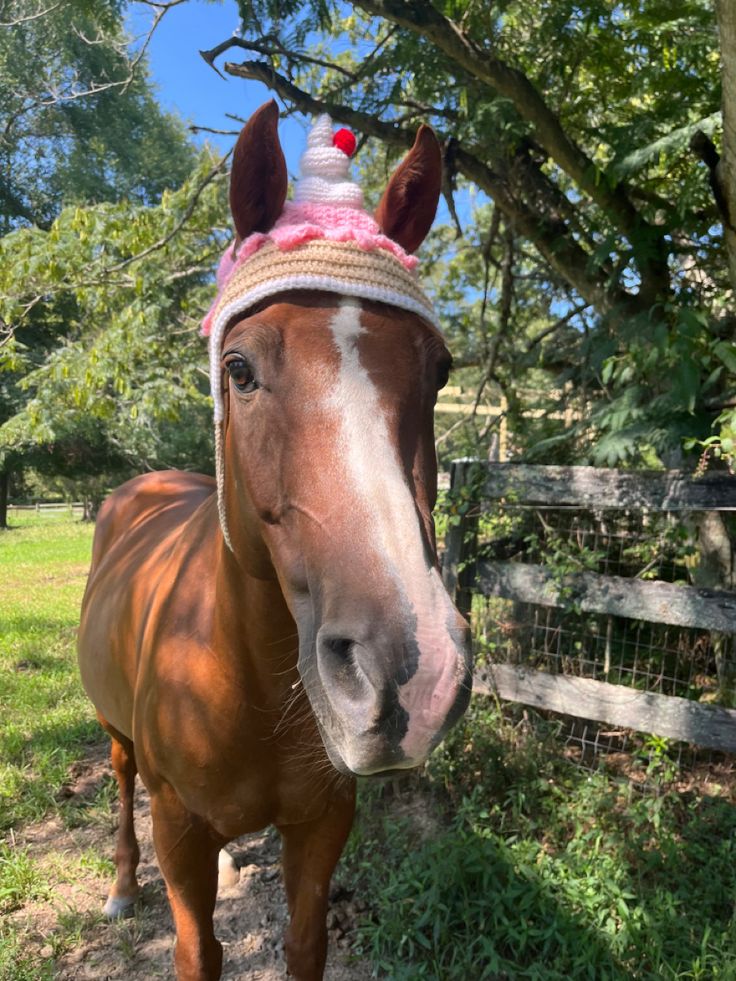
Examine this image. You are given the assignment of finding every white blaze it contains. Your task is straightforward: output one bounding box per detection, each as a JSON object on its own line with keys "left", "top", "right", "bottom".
{"left": 327, "top": 300, "right": 463, "bottom": 761}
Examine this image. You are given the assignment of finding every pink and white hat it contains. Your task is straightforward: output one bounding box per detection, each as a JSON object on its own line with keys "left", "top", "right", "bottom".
{"left": 204, "top": 114, "right": 440, "bottom": 424}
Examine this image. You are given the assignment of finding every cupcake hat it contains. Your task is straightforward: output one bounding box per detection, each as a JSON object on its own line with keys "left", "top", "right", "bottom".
{"left": 203, "top": 112, "right": 441, "bottom": 425}
{"left": 205, "top": 107, "right": 442, "bottom": 550}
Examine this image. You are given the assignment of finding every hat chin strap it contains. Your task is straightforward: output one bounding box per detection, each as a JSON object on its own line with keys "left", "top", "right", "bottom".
{"left": 215, "top": 417, "right": 234, "bottom": 553}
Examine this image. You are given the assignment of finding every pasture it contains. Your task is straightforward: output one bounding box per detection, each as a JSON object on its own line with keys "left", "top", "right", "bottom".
{"left": 2, "top": 514, "right": 736, "bottom": 978}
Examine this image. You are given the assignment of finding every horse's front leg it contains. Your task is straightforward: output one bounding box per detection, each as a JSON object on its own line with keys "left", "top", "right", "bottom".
{"left": 97, "top": 715, "right": 140, "bottom": 918}
{"left": 149, "top": 782, "right": 225, "bottom": 981}
{"left": 278, "top": 780, "right": 356, "bottom": 981}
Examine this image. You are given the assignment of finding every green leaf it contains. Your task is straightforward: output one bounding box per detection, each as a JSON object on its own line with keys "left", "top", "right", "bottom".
{"left": 713, "top": 342, "right": 736, "bottom": 375}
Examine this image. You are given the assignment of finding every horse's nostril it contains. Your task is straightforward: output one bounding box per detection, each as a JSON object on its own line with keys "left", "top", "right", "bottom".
{"left": 322, "top": 636, "right": 354, "bottom": 663}
{"left": 317, "top": 632, "right": 367, "bottom": 702}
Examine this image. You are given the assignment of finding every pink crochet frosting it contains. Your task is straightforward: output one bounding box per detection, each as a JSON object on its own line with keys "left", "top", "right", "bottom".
{"left": 201, "top": 114, "right": 420, "bottom": 338}
{"left": 202, "top": 204, "right": 418, "bottom": 337}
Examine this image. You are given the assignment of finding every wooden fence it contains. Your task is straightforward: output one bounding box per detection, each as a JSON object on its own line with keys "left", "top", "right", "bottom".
{"left": 434, "top": 386, "right": 580, "bottom": 462}
{"left": 442, "top": 461, "right": 736, "bottom": 754}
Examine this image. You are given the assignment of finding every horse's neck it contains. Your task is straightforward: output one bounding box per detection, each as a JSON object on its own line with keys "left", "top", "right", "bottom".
{"left": 210, "top": 524, "right": 300, "bottom": 706}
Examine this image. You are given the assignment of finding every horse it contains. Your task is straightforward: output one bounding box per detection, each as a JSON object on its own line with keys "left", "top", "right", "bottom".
{"left": 77, "top": 101, "right": 473, "bottom": 981}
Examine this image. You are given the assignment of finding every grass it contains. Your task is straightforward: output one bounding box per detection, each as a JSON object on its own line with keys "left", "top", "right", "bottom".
{"left": 3, "top": 514, "right": 736, "bottom": 979}
{"left": 0, "top": 513, "right": 104, "bottom": 974}
{"left": 0, "top": 513, "right": 99, "bottom": 831}
{"left": 338, "top": 698, "right": 736, "bottom": 979}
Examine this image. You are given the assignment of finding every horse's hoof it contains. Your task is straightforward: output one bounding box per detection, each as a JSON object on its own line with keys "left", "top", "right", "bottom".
{"left": 103, "top": 893, "right": 137, "bottom": 919}
{"left": 217, "top": 848, "right": 240, "bottom": 889}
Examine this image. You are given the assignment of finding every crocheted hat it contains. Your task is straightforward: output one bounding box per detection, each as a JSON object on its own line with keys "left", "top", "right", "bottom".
{"left": 203, "top": 114, "right": 441, "bottom": 425}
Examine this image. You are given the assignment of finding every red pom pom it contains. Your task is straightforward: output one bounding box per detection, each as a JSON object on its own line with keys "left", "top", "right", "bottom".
{"left": 333, "top": 128, "right": 357, "bottom": 157}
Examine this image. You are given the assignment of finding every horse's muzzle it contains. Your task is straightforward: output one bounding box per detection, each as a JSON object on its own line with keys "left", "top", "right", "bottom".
{"left": 310, "top": 616, "right": 473, "bottom": 776}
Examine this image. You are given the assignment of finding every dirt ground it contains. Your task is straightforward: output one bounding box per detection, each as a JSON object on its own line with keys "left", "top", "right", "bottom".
{"left": 12, "top": 748, "right": 375, "bottom": 980}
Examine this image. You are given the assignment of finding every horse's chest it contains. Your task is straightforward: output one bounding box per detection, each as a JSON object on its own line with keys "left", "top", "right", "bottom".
{"left": 142, "top": 704, "right": 336, "bottom": 836}
{"left": 181, "top": 754, "right": 338, "bottom": 838}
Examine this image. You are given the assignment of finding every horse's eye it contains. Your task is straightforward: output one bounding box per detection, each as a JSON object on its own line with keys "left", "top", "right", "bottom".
{"left": 436, "top": 357, "right": 452, "bottom": 392}
{"left": 226, "top": 358, "right": 257, "bottom": 394}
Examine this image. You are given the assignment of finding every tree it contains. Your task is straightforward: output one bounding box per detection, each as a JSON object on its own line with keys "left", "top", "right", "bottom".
{"left": 716, "top": 0, "right": 736, "bottom": 292}
{"left": 0, "top": 0, "right": 201, "bottom": 526}
{"left": 203, "top": 0, "right": 734, "bottom": 469}
{"left": 0, "top": 0, "right": 195, "bottom": 231}
{"left": 0, "top": 151, "right": 229, "bottom": 523}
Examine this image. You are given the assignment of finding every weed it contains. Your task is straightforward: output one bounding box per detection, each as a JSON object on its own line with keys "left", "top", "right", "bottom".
{"left": 0, "top": 930, "right": 54, "bottom": 981}
{"left": 53, "top": 906, "right": 105, "bottom": 955}
{"left": 0, "top": 840, "right": 49, "bottom": 913}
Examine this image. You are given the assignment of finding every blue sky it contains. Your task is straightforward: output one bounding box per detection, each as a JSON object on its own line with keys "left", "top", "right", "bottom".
{"left": 128, "top": 1, "right": 470, "bottom": 231}
{"left": 128, "top": 0, "right": 306, "bottom": 175}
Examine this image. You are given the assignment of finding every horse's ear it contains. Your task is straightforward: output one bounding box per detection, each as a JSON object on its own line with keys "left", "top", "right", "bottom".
{"left": 375, "top": 125, "right": 442, "bottom": 254}
{"left": 230, "top": 100, "right": 287, "bottom": 240}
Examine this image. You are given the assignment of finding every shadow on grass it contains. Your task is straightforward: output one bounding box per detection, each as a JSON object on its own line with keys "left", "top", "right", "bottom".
{"left": 584, "top": 783, "right": 736, "bottom": 976}
{"left": 354, "top": 822, "right": 633, "bottom": 980}
{"left": 341, "top": 691, "right": 736, "bottom": 980}
{"left": 346, "top": 775, "right": 736, "bottom": 979}
{"left": 5, "top": 716, "right": 103, "bottom": 764}
{"left": 0, "top": 716, "right": 106, "bottom": 830}
{"left": 0, "top": 615, "right": 79, "bottom": 638}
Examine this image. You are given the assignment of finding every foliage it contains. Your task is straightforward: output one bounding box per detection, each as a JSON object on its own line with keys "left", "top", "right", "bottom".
{"left": 0, "top": 931, "right": 53, "bottom": 981}
{"left": 340, "top": 699, "right": 736, "bottom": 979}
{"left": 219, "top": 0, "right": 733, "bottom": 468}
{"left": 0, "top": 0, "right": 195, "bottom": 231}
{"left": 0, "top": 0, "right": 221, "bottom": 516}
{"left": 0, "top": 842, "right": 48, "bottom": 914}
{"left": 0, "top": 151, "right": 228, "bottom": 501}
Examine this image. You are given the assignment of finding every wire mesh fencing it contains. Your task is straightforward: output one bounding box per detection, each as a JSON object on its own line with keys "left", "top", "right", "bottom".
{"left": 443, "top": 463, "right": 736, "bottom": 792}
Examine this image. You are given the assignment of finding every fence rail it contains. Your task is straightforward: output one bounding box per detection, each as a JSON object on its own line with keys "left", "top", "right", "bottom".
{"left": 443, "top": 461, "right": 736, "bottom": 755}
{"left": 478, "top": 560, "right": 736, "bottom": 632}
{"left": 481, "top": 463, "right": 736, "bottom": 511}
{"left": 474, "top": 664, "right": 736, "bottom": 754}
{"left": 7, "top": 502, "right": 85, "bottom": 514}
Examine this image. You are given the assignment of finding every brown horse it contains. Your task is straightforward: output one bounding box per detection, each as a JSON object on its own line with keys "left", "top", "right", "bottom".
{"left": 77, "top": 102, "right": 472, "bottom": 981}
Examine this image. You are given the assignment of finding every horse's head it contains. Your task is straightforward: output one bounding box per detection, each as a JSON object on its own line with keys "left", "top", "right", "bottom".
{"left": 211, "top": 102, "right": 472, "bottom": 776}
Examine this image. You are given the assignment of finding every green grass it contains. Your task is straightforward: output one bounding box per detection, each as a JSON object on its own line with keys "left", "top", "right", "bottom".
{"left": 0, "top": 931, "right": 54, "bottom": 981}
{"left": 0, "top": 840, "right": 49, "bottom": 913}
{"left": 3, "top": 514, "right": 736, "bottom": 979}
{"left": 0, "top": 513, "right": 98, "bottom": 830}
{"left": 339, "top": 698, "right": 736, "bottom": 979}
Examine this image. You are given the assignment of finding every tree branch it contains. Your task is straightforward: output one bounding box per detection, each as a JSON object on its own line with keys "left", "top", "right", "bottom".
{"left": 0, "top": 2, "right": 59, "bottom": 26}
{"left": 107, "top": 153, "right": 230, "bottom": 273}
{"left": 354, "top": 0, "right": 670, "bottom": 306}
{"left": 200, "top": 35, "right": 357, "bottom": 80}
{"left": 525, "top": 304, "right": 589, "bottom": 354}
{"left": 221, "top": 57, "right": 647, "bottom": 324}
{"left": 355, "top": 0, "right": 645, "bottom": 238}
{"left": 2, "top": 0, "right": 176, "bottom": 139}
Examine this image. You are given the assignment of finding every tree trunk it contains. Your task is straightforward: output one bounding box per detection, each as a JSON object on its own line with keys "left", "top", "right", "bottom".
{"left": 716, "top": 0, "right": 736, "bottom": 292}
{"left": 0, "top": 470, "right": 8, "bottom": 530}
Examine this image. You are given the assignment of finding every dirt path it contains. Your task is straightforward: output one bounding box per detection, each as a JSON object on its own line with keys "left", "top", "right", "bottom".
{"left": 13, "top": 749, "right": 375, "bottom": 980}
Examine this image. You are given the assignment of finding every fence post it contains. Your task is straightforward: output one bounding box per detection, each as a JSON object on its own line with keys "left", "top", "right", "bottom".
{"left": 692, "top": 510, "right": 736, "bottom": 700}
{"left": 441, "top": 458, "right": 481, "bottom": 620}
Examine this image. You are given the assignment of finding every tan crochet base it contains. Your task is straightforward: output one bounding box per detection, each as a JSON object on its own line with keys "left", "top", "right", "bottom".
{"left": 212, "top": 240, "right": 435, "bottom": 330}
